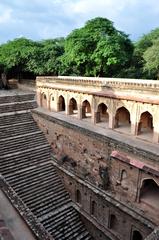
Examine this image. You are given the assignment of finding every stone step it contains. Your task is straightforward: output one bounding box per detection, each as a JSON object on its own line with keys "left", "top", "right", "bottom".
{"left": 0, "top": 94, "right": 35, "bottom": 104}
{"left": 0, "top": 112, "right": 34, "bottom": 127}
{"left": 18, "top": 176, "right": 61, "bottom": 198}
{"left": 0, "top": 132, "right": 48, "bottom": 156}
{"left": 0, "top": 122, "right": 40, "bottom": 139}
{"left": 6, "top": 163, "right": 55, "bottom": 184}
{"left": 0, "top": 101, "right": 37, "bottom": 114}
{"left": 0, "top": 93, "right": 93, "bottom": 240}
{"left": 31, "top": 192, "right": 71, "bottom": 218}
{"left": 41, "top": 206, "right": 91, "bottom": 240}
{"left": 35, "top": 198, "right": 71, "bottom": 219}
{"left": 0, "top": 146, "right": 51, "bottom": 175}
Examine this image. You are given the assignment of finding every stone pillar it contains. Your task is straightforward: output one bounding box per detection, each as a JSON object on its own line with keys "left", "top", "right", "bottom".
{"left": 78, "top": 106, "right": 82, "bottom": 120}
{"left": 93, "top": 112, "right": 100, "bottom": 124}
{"left": 54, "top": 92, "right": 59, "bottom": 112}
{"left": 109, "top": 114, "right": 115, "bottom": 129}
{"left": 66, "top": 103, "right": 69, "bottom": 115}
{"left": 36, "top": 89, "right": 41, "bottom": 107}
{"left": 131, "top": 121, "right": 139, "bottom": 135}
{"left": 47, "top": 93, "right": 50, "bottom": 111}
{"left": 92, "top": 111, "right": 96, "bottom": 124}
{"left": 153, "top": 125, "right": 159, "bottom": 143}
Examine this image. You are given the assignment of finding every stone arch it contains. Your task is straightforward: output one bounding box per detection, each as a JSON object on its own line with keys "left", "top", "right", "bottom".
{"left": 120, "top": 169, "right": 128, "bottom": 190}
{"left": 41, "top": 92, "right": 47, "bottom": 108}
{"left": 132, "top": 230, "right": 143, "bottom": 240}
{"left": 138, "top": 111, "right": 153, "bottom": 136}
{"left": 82, "top": 100, "right": 91, "bottom": 119}
{"left": 76, "top": 189, "right": 81, "bottom": 204}
{"left": 115, "top": 106, "right": 131, "bottom": 129}
{"left": 109, "top": 214, "right": 117, "bottom": 230}
{"left": 91, "top": 200, "right": 97, "bottom": 217}
{"left": 96, "top": 103, "right": 109, "bottom": 124}
{"left": 69, "top": 98, "right": 78, "bottom": 115}
{"left": 139, "top": 178, "right": 159, "bottom": 209}
{"left": 58, "top": 95, "right": 65, "bottom": 112}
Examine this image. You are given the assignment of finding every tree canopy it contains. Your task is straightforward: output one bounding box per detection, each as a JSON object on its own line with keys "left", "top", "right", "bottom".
{"left": 134, "top": 28, "right": 159, "bottom": 79}
{"left": 61, "top": 17, "right": 134, "bottom": 77}
{"left": 1, "top": 16, "right": 159, "bottom": 89}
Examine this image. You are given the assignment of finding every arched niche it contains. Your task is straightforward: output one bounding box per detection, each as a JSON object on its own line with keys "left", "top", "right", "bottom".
{"left": 109, "top": 214, "right": 118, "bottom": 230}
{"left": 69, "top": 98, "right": 78, "bottom": 115}
{"left": 115, "top": 106, "right": 131, "bottom": 133}
{"left": 82, "top": 100, "right": 91, "bottom": 119}
{"left": 91, "top": 200, "right": 97, "bottom": 217}
{"left": 96, "top": 103, "right": 109, "bottom": 124}
{"left": 120, "top": 169, "right": 128, "bottom": 190}
{"left": 76, "top": 189, "right": 81, "bottom": 204}
{"left": 41, "top": 93, "right": 47, "bottom": 108}
{"left": 138, "top": 111, "right": 153, "bottom": 140}
{"left": 132, "top": 230, "right": 143, "bottom": 240}
{"left": 58, "top": 95, "right": 65, "bottom": 112}
{"left": 139, "top": 178, "right": 159, "bottom": 209}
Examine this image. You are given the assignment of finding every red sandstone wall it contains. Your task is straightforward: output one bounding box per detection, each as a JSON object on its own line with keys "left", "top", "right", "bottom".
{"left": 32, "top": 111, "right": 159, "bottom": 226}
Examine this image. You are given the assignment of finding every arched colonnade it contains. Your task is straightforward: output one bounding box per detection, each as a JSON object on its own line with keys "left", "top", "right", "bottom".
{"left": 38, "top": 89, "right": 159, "bottom": 143}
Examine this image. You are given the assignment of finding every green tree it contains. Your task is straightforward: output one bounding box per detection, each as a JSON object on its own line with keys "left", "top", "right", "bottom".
{"left": 26, "top": 38, "right": 64, "bottom": 75}
{"left": 134, "top": 28, "right": 159, "bottom": 79}
{"left": 143, "top": 39, "right": 159, "bottom": 79}
{"left": 61, "top": 17, "right": 134, "bottom": 77}
{"left": 0, "top": 37, "right": 39, "bottom": 88}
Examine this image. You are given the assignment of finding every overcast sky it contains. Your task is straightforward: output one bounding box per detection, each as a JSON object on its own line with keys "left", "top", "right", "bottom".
{"left": 0, "top": 0, "right": 159, "bottom": 44}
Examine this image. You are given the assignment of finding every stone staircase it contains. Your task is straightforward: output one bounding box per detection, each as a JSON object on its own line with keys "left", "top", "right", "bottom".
{"left": 0, "top": 93, "right": 36, "bottom": 113}
{"left": 0, "top": 93, "right": 93, "bottom": 240}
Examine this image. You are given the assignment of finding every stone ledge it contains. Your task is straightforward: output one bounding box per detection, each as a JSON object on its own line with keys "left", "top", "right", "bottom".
{"left": 32, "top": 108, "right": 159, "bottom": 163}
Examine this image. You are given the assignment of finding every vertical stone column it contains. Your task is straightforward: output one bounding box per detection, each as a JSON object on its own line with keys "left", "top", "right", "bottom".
{"left": 36, "top": 89, "right": 41, "bottom": 107}
{"left": 131, "top": 104, "right": 139, "bottom": 135}
{"left": 153, "top": 123, "right": 159, "bottom": 143}
{"left": 47, "top": 92, "right": 50, "bottom": 111}
{"left": 131, "top": 122, "right": 139, "bottom": 135}
{"left": 65, "top": 95, "right": 69, "bottom": 115}
{"left": 91, "top": 96, "right": 96, "bottom": 124}
{"left": 54, "top": 91, "right": 59, "bottom": 112}
{"left": 109, "top": 113, "right": 115, "bottom": 129}
{"left": 78, "top": 105, "right": 82, "bottom": 120}
{"left": 66, "top": 104, "right": 69, "bottom": 115}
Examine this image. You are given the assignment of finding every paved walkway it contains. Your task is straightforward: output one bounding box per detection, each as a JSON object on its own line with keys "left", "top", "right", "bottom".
{"left": 35, "top": 107, "right": 159, "bottom": 157}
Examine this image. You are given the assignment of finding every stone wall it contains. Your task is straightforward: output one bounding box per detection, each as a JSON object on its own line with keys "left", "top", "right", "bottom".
{"left": 32, "top": 110, "right": 158, "bottom": 239}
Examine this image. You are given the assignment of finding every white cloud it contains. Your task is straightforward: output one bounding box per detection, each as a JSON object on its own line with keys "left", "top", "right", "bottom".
{"left": 0, "top": 8, "right": 12, "bottom": 24}
{"left": 0, "top": 0, "right": 159, "bottom": 43}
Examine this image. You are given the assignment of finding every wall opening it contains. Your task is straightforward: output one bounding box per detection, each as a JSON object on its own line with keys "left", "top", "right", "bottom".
{"left": 96, "top": 103, "right": 109, "bottom": 124}
{"left": 138, "top": 112, "right": 153, "bottom": 139}
{"left": 115, "top": 107, "right": 131, "bottom": 133}
{"left": 120, "top": 170, "right": 128, "bottom": 190}
{"left": 109, "top": 214, "right": 117, "bottom": 230}
{"left": 132, "top": 230, "right": 143, "bottom": 240}
{"left": 139, "top": 179, "right": 159, "bottom": 209}
{"left": 76, "top": 189, "right": 81, "bottom": 204}
{"left": 69, "top": 98, "right": 78, "bottom": 115}
{"left": 82, "top": 100, "right": 91, "bottom": 119}
{"left": 41, "top": 93, "right": 47, "bottom": 108}
{"left": 58, "top": 95, "right": 65, "bottom": 111}
{"left": 91, "top": 200, "right": 97, "bottom": 217}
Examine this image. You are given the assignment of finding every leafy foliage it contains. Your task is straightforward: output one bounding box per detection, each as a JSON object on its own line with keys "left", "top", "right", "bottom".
{"left": 61, "top": 17, "right": 134, "bottom": 77}
{"left": 0, "top": 17, "right": 159, "bottom": 82}
{"left": 143, "top": 39, "right": 159, "bottom": 78}
{"left": 134, "top": 28, "right": 159, "bottom": 79}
